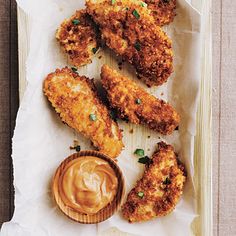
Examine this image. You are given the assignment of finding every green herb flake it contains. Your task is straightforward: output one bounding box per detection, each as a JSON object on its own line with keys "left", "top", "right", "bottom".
{"left": 134, "top": 148, "right": 145, "bottom": 156}
{"left": 140, "top": 2, "right": 147, "bottom": 7}
{"left": 89, "top": 114, "right": 97, "bottom": 121}
{"left": 132, "top": 9, "right": 140, "bottom": 19}
{"left": 125, "top": 7, "right": 129, "bottom": 10}
{"left": 71, "top": 66, "right": 78, "bottom": 73}
{"left": 163, "top": 0, "right": 170, "bottom": 3}
{"left": 92, "top": 47, "right": 98, "bottom": 54}
{"left": 75, "top": 145, "right": 81, "bottom": 152}
{"left": 72, "top": 19, "right": 80, "bottom": 25}
{"left": 135, "top": 98, "right": 142, "bottom": 104}
{"left": 134, "top": 41, "right": 141, "bottom": 51}
{"left": 110, "top": 110, "right": 117, "bottom": 120}
{"left": 137, "top": 191, "right": 144, "bottom": 198}
{"left": 138, "top": 156, "right": 151, "bottom": 164}
{"left": 111, "top": 0, "right": 116, "bottom": 4}
{"left": 134, "top": 42, "right": 141, "bottom": 51}
{"left": 163, "top": 177, "right": 171, "bottom": 185}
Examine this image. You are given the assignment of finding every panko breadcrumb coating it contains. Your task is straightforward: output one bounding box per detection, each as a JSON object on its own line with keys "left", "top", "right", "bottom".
{"left": 101, "top": 65, "right": 179, "bottom": 135}
{"left": 86, "top": 0, "right": 173, "bottom": 87}
{"left": 145, "top": 0, "right": 176, "bottom": 26}
{"left": 122, "top": 142, "right": 186, "bottom": 222}
{"left": 43, "top": 67, "right": 123, "bottom": 158}
{"left": 56, "top": 10, "right": 100, "bottom": 67}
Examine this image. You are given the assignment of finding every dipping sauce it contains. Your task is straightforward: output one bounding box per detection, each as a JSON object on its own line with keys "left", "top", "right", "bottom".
{"left": 58, "top": 156, "right": 118, "bottom": 214}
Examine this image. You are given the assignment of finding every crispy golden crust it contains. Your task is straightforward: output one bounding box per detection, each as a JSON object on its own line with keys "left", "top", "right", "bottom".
{"left": 145, "top": 0, "right": 176, "bottom": 26}
{"left": 56, "top": 10, "right": 100, "bottom": 67}
{"left": 122, "top": 142, "right": 186, "bottom": 222}
{"left": 43, "top": 67, "right": 123, "bottom": 158}
{"left": 101, "top": 65, "right": 180, "bottom": 135}
{"left": 86, "top": 0, "right": 173, "bottom": 87}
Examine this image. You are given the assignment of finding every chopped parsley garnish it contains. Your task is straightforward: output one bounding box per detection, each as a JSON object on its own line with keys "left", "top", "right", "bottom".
{"left": 89, "top": 114, "right": 97, "bottom": 121}
{"left": 92, "top": 47, "right": 98, "bottom": 54}
{"left": 134, "top": 41, "right": 141, "bottom": 51}
{"left": 132, "top": 9, "right": 140, "bottom": 19}
{"left": 75, "top": 145, "right": 81, "bottom": 152}
{"left": 111, "top": 0, "right": 116, "bottom": 4}
{"left": 138, "top": 156, "right": 152, "bottom": 164}
{"left": 135, "top": 98, "right": 142, "bottom": 104}
{"left": 140, "top": 2, "right": 147, "bottom": 7}
{"left": 71, "top": 66, "right": 78, "bottom": 73}
{"left": 72, "top": 19, "right": 80, "bottom": 25}
{"left": 163, "top": 177, "right": 171, "bottom": 185}
{"left": 134, "top": 148, "right": 145, "bottom": 156}
{"left": 125, "top": 7, "right": 129, "bottom": 10}
{"left": 137, "top": 191, "right": 144, "bottom": 198}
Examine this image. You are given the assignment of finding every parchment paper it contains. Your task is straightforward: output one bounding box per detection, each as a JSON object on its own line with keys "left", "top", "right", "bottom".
{"left": 0, "top": 0, "right": 201, "bottom": 235}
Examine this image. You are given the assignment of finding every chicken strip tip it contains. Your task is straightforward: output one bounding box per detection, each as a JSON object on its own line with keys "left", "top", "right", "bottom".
{"left": 56, "top": 9, "right": 100, "bottom": 67}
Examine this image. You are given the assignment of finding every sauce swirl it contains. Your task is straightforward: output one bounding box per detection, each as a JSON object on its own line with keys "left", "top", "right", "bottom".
{"left": 58, "top": 156, "right": 118, "bottom": 214}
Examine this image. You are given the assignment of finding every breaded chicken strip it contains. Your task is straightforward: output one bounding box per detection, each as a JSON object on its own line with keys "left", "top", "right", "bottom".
{"left": 145, "top": 0, "right": 176, "bottom": 26}
{"left": 122, "top": 142, "right": 186, "bottom": 222}
{"left": 101, "top": 65, "right": 179, "bottom": 135}
{"left": 86, "top": 0, "right": 173, "bottom": 87}
{"left": 56, "top": 10, "right": 100, "bottom": 67}
{"left": 43, "top": 67, "right": 123, "bottom": 158}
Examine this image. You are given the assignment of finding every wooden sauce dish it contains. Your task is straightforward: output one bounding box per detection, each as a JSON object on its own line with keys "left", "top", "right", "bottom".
{"left": 52, "top": 150, "right": 125, "bottom": 224}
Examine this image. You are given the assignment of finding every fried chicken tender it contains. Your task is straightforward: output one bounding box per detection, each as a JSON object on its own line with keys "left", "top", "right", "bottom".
{"left": 145, "top": 0, "right": 176, "bottom": 26}
{"left": 86, "top": 0, "right": 173, "bottom": 87}
{"left": 43, "top": 67, "right": 123, "bottom": 158}
{"left": 122, "top": 142, "right": 186, "bottom": 222}
{"left": 56, "top": 10, "right": 100, "bottom": 67}
{"left": 101, "top": 65, "right": 179, "bottom": 135}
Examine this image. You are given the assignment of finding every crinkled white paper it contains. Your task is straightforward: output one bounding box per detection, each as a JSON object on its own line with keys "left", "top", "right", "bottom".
{"left": 1, "top": 0, "right": 201, "bottom": 235}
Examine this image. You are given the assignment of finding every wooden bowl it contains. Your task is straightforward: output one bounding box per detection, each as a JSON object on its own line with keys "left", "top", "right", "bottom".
{"left": 52, "top": 150, "right": 125, "bottom": 224}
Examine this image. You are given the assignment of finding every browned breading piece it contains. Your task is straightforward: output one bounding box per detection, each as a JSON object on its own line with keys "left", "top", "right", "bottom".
{"left": 101, "top": 65, "right": 179, "bottom": 135}
{"left": 122, "top": 142, "right": 186, "bottom": 222}
{"left": 56, "top": 9, "right": 100, "bottom": 67}
{"left": 145, "top": 0, "right": 176, "bottom": 26}
{"left": 43, "top": 67, "right": 123, "bottom": 158}
{"left": 86, "top": 0, "right": 173, "bottom": 87}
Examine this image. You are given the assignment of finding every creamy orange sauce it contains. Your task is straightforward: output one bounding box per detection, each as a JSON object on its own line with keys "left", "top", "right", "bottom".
{"left": 58, "top": 156, "right": 118, "bottom": 214}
